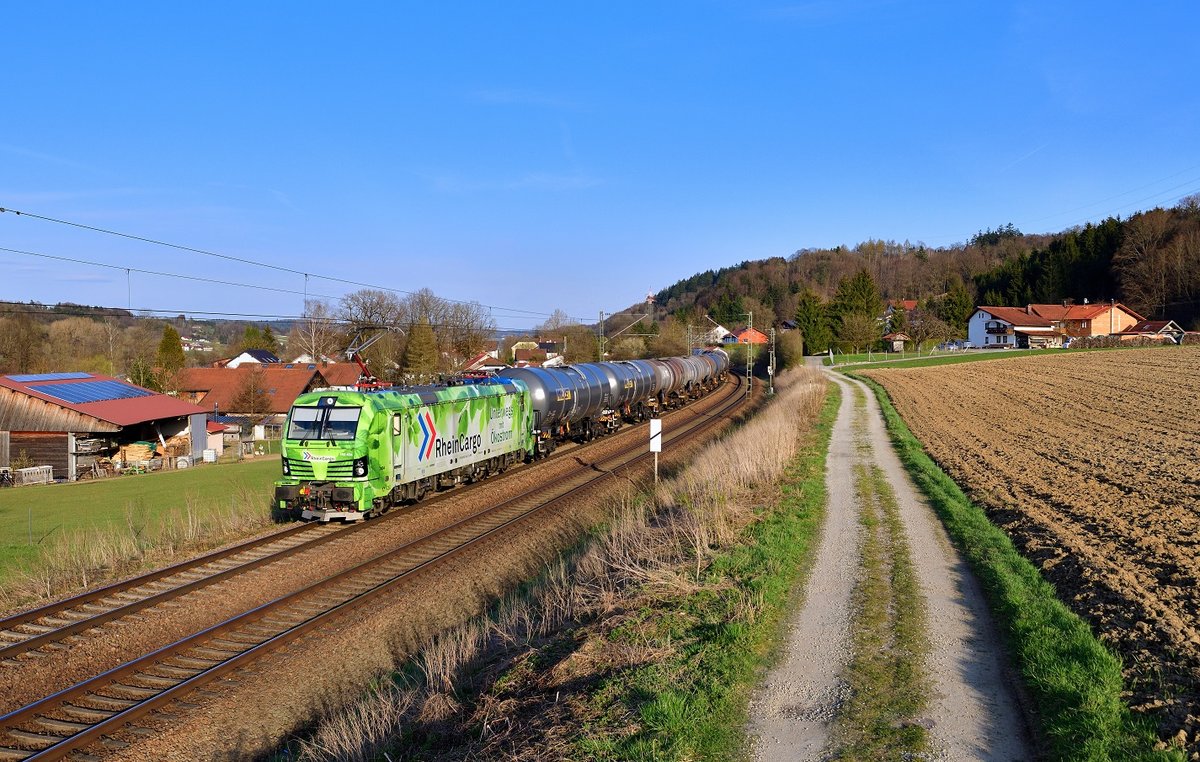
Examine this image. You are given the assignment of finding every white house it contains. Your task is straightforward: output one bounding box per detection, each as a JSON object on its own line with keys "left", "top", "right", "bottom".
{"left": 223, "top": 349, "right": 281, "bottom": 368}
{"left": 699, "top": 325, "right": 731, "bottom": 345}
{"left": 968, "top": 307, "right": 1060, "bottom": 349}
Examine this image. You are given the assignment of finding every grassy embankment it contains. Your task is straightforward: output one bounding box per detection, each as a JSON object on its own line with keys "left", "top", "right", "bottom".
{"left": 0, "top": 457, "right": 279, "bottom": 608}
{"left": 289, "top": 370, "right": 835, "bottom": 761}
{"left": 852, "top": 373, "right": 1181, "bottom": 761}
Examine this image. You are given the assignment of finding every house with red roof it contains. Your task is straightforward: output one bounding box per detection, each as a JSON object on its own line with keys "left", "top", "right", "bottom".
{"left": 0, "top": 372, "right": 208, "bottom": 480}
{"left": 177, "top": 365, "right": 329, "bottom": 417}
{"left": 729, "top": 327, "right": 769, "bottom": 345}
{"left": 1026, "top": 302, "right": 1144, "bottom": 340}
{"left": 967, "top": 306, "right": 1060, "bottom": 349}
{"left": 176, "top": 365, "right": 333, "bottom": 442}
{"left": 297, "top": 361, "right": 364, "bottom": 388}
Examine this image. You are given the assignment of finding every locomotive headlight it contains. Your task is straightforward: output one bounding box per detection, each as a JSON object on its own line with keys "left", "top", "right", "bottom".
{"left": 353, "top": 456, "right": 368, "bottom": 477}
{"left": 281, "top": 458, "right": 291, "bottom": 476}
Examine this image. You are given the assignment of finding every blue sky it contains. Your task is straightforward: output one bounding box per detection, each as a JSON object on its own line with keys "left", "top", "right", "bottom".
{"left": 2, "top": 1, "right": 1197, "bottom": 330}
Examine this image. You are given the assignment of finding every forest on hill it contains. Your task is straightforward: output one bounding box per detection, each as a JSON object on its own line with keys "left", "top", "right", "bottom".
{"left": 650, "top": 197, "right": 1200, "bottom": 353}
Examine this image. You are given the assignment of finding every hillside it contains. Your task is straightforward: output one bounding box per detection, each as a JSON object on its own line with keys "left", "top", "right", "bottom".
{"left": 651, "top": 199, "right": 1200, "bottom": 333}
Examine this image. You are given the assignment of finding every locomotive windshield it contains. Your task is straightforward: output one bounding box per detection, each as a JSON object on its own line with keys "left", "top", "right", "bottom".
{"left": 287, "top": 406, "right": 361, "bottom": 441}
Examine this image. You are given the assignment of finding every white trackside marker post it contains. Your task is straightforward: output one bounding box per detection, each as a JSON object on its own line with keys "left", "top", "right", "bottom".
{"left": 649, "top": 417, "right": 662, "bottom": 484}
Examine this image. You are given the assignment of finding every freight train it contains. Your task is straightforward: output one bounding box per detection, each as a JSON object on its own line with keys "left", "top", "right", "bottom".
{"left": 274, "top": 349, "right": 730, "bottom": 522}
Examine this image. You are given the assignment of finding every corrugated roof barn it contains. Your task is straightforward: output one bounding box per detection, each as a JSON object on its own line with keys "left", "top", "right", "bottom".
{"left": 0, "top": 372, "right": 208, "bottom": 480}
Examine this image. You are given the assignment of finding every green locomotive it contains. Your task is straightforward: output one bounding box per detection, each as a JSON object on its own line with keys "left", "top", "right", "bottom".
{"left": 274, "top": 378, "right": 533, "bottom": 521}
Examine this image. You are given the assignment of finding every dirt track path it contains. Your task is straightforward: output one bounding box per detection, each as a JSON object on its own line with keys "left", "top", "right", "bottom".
{"left": 748, "top": 367, "right": 1034, "bottom": 760}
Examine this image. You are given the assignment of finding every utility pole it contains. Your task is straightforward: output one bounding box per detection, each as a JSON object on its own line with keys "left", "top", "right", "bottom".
{"left": 768, "top": 327, "right": 776, "bottom": 396}
{"left": 598, "top": 309, "right": 655, "bottom": 359}
{"left": 598, "top": 310, "right": 606, "bottom": 360}
{"left": 745, "top": 311, "right": 753, "bottom": 396}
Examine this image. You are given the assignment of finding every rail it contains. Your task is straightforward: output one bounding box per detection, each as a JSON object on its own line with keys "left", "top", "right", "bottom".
{"left": 0, "top": 375, "right": 744, "bottom": 760}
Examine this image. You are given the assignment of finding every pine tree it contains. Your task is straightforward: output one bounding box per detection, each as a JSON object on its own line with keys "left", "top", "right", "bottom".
{"left": 794, "top": 290, "right": 832, "bottom": 354}
{"left": 239, "top": 325, "right": 266, "bottom": 352}
{"left": 155, "top": 324, "right": 187, "bottom": 393}
{"left": 830, "top": 270, "right": 883, "bottom": 322}
{"left": 940, "top": 277, "right": 975, "bottom": 330}
{"left": 157, "top": 325, "right": 186, "bottom": 373}
{"left": 237, "top": 325, "right": 280, "bottom": 354}
{"left": 401, "top": 318, "right": 439, "bottom": 383}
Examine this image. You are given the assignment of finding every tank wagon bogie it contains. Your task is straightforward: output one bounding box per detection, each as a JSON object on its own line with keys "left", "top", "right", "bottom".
{"left": 275, "top": 348, "right": 732, "bottom": 521}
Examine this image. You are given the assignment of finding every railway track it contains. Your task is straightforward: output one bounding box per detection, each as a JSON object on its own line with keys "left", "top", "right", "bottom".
{"left": 0, "top": 407, "right": 612, "bottom": 665}
{"left": 0, "top": 376, "right": 744, "bottom": 760}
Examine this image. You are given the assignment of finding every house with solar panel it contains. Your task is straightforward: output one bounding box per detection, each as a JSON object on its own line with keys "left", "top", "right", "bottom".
{"left": 0, "top": 372, "right": 208, "bottom": 482}
{"left": 216, "top": 349, "right": 281, "bottom": 368}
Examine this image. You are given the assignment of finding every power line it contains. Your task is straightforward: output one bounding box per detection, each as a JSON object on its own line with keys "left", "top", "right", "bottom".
{"left": 920, "top": 167, "right": 1200, "bottom": 246}
{"left": 0, "top": 245, "right": 344, "bottom": 301}
{"left": 1056, "top": 181, "right": 1200, "bottom": 233}
{"left": 1019, "top": 164, "right": 1200, "bottom": 226}
{"left": 0, "top": 205, "right": 582, "bottom": 320}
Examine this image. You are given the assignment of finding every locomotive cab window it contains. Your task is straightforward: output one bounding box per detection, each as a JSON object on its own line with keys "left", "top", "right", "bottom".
{"left": 287, "top": 406, "right": 362, "bottom": 441}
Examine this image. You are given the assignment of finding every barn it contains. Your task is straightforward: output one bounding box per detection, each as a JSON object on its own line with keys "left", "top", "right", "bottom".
{"left": 0, "top": 372, "right": 208, "bottom": 482}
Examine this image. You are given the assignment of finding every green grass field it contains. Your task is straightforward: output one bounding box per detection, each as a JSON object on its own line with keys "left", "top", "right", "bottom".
{"left": 0, "top": 457, "right": 280, "bottom": 575}
{"left": 824, "top": 348, "right": 1051, "bottom": 368}
{"left": 835, "top": 348, "right": 1053, "bottom": 371}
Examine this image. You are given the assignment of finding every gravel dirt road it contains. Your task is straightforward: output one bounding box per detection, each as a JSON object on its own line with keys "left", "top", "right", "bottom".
{"left": 748, "top": 366, "right": 1034, "bottom": 760}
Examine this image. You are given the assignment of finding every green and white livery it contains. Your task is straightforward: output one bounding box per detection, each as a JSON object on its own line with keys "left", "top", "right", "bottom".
{"left": 274, "top": 378, "right": 534, "bottom": 522}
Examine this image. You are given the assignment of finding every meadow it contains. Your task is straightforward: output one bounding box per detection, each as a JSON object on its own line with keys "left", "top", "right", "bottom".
{"left": 0, "top": 457, "right": 280, "bottom": 606}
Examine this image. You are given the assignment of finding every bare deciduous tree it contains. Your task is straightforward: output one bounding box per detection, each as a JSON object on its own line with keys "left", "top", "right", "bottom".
{"left": 837, "top": 312, "right": 879, "bottom": 354}
{"left": 1114, "top": 209, "right": 1174, "bottom": 316}
{"left": 290, "top": 299, "right": 344, "bottom": 363}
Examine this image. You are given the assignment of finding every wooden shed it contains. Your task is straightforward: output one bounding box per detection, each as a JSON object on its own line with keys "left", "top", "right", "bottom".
{"left": 0, "top": 373, "right": 208, "bottom": 481}
{"left": 882, "top": 332, "right": 911, "bottom": 352}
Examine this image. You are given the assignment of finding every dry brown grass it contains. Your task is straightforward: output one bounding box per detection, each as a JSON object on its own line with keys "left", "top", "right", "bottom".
{"left": 297, "top": 681, "right": 420, "bottom": 762}
{"left": 0, "top": 485, "right": 272, "bottom": 609}
{"left": 293, "top": 368, "right": 827, "bottom": 761}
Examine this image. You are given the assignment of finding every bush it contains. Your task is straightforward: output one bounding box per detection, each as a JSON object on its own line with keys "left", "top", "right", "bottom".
{"left": 1070, "top": 335, "right": 1173, "bottom": 349}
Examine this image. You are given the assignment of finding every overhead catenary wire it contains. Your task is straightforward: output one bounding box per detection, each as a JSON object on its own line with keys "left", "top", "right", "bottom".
{"left": 0, "top": 205, "right": 586, "bottom": 321}
{"left": 0, "top": 245, "right": 344, "bottom": 302}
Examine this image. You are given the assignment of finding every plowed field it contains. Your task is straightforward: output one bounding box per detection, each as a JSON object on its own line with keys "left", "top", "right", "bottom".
{"left": 865, "top": 347, "right": 1200, "bottom": 749}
